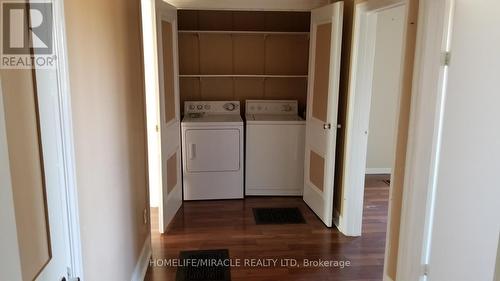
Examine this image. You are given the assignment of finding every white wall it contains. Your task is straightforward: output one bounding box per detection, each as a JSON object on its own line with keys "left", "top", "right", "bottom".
{"left": 366, "top": 5, "right": 405, "bottom": 174}
{"left": 64, "top": 0, "right": 151, "bottom": 280}
{"left": 427, "top": 1, "right": 500, "bottom": 280}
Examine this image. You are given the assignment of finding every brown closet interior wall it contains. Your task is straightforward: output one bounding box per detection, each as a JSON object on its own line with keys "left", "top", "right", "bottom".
{"left": 178, "top": 10, "right": 310, "bottom": 32}
{"left": 177, "top": 10, "right": 311, "bottom": 115}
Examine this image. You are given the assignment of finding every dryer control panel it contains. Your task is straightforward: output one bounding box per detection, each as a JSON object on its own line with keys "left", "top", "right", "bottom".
{"left": 246, "top": 100, "right": 298, "bottom": 115}
{"left": 185, "top": 101, "right": 241, "bottom": 115}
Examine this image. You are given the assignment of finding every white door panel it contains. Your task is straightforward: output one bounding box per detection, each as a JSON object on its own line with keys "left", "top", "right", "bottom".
{"left": 164, "top": 121, "right": 180, "bottom": 155}
{"left": 156, "top": 0, "right": 182, "bottom": 233}
{"left": 303, "top": 2, "right": 344, "bottom": 227}
{"left": 0, "top": 55, "right": 71, "bottom": 281}
{"left": 426, "top": 1, "right": 500, "bottom": 280}
{"left": 34, "top": 67, "right": 70, "bottom": 281}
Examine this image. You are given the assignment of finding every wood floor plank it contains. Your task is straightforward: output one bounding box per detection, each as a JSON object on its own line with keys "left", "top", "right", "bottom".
{"left": 145, "top": 175, "right": 390, "bottom": 281}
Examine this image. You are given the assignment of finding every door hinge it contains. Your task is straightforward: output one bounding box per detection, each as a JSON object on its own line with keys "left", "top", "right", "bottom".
{"left": 67, "top": 267, "right": 80, "bottom": 281}
{"left": 155, "top": 125, "right": 159, "bottom": 132}
{"left": 442, "top": 51, "right": 452, "bottom": 66}
{"left": 423, "top": 263, "right": 430, "bottom": 276}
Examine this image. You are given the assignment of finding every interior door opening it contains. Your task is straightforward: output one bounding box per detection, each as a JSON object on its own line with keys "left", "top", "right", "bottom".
{"left": 364, "top": 3, "right": 407, "bottom": 231}
{"left": 340, "top": 1, "right": 407, "bottom": 237}
{"left": 141, "top": 1, "right": 414, "bottom": 280}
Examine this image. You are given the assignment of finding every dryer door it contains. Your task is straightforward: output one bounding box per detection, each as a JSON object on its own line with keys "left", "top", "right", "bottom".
{"left": 185, "top": 129, "right": 241, "bottom": 172}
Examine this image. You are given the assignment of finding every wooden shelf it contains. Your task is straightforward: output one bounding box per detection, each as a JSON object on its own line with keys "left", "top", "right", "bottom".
{"left": 178, "top": 30, "right": 309, "bottom": 35}
{"left": 178, "top": 11, "right": 310, "bottom": 112}
{"left": 179, "top": 74, "right": 308, "bottom": 78}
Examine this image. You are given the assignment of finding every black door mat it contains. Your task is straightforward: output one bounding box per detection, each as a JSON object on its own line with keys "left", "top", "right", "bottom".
{"left": 176, "top": 249, "right": 231, "bottom": 281}
{"left": 253, "top": 207, "right": 306, "bottom": 225}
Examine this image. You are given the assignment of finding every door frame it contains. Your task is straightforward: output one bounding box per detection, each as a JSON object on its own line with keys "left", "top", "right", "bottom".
{"left": 53, "top": 1, "right": 85, "bottom": 278}
{"left": 0, "top": 1, "right": 84, "bottom": 279}
{"left": 393, "top": 0, "right": 455, "bottom": 280}
{"left": 339, "top": 0, "right": 456, "bottom": 279}
{"left": 163, "top": 0, "right": 329, "bottom": 11}
{"left": 340, "top": 0, "right": 407, "bottom": 237}
{"left": 51, "top": 0, "right": 85, "bottom": 278}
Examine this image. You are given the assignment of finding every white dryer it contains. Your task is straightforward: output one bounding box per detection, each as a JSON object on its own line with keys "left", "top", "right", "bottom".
{"left": 245, "top": 100, "right": 306, "bottom": 196}
{"left": 181, "top": 101, "right": 244, "bottom": 200}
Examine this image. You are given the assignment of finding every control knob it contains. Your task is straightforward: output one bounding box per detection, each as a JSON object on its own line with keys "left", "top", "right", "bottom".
{"left": 223, "top": 103, "right": 237, "bottom": 111}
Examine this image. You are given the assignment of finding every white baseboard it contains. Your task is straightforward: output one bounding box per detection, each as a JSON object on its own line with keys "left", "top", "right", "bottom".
{"left": 366, "top": 168, "right": 392, "bottom": 174}
{"left": 131, "top": 235, "right": 152, "bottom": 281}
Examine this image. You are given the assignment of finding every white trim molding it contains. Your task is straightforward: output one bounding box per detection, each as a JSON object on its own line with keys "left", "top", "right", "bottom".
{"left": 131, "top": 236, "right": 152, "bottom": 281}
{"left": 164, "top": 0, "right": 329, "bottom": 11}
{"left": 53, "top": 0, "right": 84, "bottom": 279}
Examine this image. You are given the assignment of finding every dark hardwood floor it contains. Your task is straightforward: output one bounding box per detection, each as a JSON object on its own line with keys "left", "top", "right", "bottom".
{"left": 145, "top": 175, "right": 390, "bottom": 281}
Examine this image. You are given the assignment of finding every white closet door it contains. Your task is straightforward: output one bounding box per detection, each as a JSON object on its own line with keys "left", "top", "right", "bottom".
{"left": 156, "top": 0, "right": 182, "bottom": 233}
{"left": 303, "top": 2, "right": 344, "bottom": 227}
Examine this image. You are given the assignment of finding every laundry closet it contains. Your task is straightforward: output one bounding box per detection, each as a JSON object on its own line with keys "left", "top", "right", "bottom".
{"left": 176, "top": 10, "right": 312, "bottom": 198}
{"left": 153, "top": 2, "right": 344, "bottom": 229}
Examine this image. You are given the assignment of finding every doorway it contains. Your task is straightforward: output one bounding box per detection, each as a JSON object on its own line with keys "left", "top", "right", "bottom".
{"left": 341, "top": 1, "right": 407, "bottom": 237}
{"left": 364, "top": 4, "right": 406, "bottom": 227}
{"left": 141, "top": 0, "right": 412, "bottom": 280}
{"left": 365, "top": 5, "right": 405, "bottom": 178}
{"left": 141, "top": 0, "right": 345, "bottom": 233}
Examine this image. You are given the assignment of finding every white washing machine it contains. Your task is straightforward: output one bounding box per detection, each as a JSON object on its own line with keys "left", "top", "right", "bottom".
{"left": 245, "top": 100, "right": 306, "bottom": 196}
{"left": 181, "top": 101, "right": 244, "bottom": 200}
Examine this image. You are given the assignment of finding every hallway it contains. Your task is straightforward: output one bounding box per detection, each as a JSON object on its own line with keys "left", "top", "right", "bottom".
{"left": 145, "top": 175, "right": 390, "bottom": 281}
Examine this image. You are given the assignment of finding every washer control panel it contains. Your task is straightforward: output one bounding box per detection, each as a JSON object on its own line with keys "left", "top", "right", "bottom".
{"left": 246, "top": 100, "right": 298, "bottom": 115}
{"left": 185, "top": 101, "right": 240, "bottom": 115}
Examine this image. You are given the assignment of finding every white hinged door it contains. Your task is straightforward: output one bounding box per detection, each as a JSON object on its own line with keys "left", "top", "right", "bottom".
{"left": 303, "top": 2, "right": 344, "bottom": 227}
{"left": 155, "top": 0, "right": 182, "bottom": 233}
